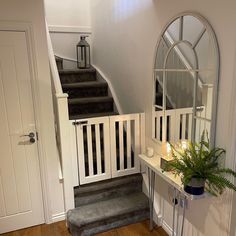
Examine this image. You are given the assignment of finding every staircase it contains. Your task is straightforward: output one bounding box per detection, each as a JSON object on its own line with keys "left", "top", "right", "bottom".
{"left": 67, "top": 174, "right": 149, "bottom": 236}
{"left": 54, "top": 57, "right": 149, "bottom": 236}
{"left": 56, "top": 57, "right": 117, "bottom": 120}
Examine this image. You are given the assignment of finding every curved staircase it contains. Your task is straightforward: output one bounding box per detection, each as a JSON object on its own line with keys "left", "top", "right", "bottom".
{"left": 56, "top": 57, "right": 117, "bottom": 120}
{"left": 55, "top": 57, "right": 149, "bottom": 236}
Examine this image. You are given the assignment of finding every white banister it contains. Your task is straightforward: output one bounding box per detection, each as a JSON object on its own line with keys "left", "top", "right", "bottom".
{"left": 46, "top": 21, "right": 75, "bottom": 211}
{"left": 45, "top": 21, "right": 63, "bottom": 95}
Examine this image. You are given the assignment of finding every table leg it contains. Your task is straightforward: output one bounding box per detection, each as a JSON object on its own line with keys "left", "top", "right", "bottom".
{"left": 148, "top": 168, "right": 155, "bottom": 231}
{"left": 172, "top": 188, "right": 177, "bottom": 236}
{"left": 180, "top": 196, "right": 187, "bottom": 236}
{"left": 176, "top": 192, "right": 181, "bottom": 236}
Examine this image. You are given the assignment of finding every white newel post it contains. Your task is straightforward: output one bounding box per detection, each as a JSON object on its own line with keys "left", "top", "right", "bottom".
{"left": 56, "top": 93, "right": 75, "bottom": 212}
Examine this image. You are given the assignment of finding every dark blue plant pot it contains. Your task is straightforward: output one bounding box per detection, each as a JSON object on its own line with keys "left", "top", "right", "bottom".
{"left": 184, "top": 185, "right": 204, "bottom": 195}
{"left": 184, "top": 178, "right": 205, "bottom": 195}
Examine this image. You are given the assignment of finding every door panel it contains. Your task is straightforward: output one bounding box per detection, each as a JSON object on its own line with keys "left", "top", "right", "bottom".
{"left": 76, "top": 117, "right": 111, "bottom": 185}
{"left": 0, "top": 31, "right": 44, "bottom": 233}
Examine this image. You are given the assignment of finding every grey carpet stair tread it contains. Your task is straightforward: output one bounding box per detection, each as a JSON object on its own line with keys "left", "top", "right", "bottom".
{"left": 75, "top": 182, "right": 141, "bottom": 208}
{"left": 68, "top": 96, "right": 113, "bottom": 105}
{"left": 75, "top": 173, "right": 142, "bottom": 195}
{"left": 80, "top": 212, "right": 149, "bottom": 236}
{"left": 74, "top": 174, "right": 142, "bottom": 207}
{"left": 59, "top": 67, "right": 96, "bottom": 74}
{"left": 70, "top": 112, "right": 118, "bottom": 120}
{"left": 62, "top": 81, "right": 107, "bottom": 89}
{"left": 67, "top": 192, "right": 149, "bottom": 228}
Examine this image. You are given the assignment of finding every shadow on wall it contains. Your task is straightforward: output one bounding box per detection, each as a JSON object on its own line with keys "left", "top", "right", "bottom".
{"left": 112, "top": 0, "right": 152, "bottom": 22}
{"left": 186, "top": 192, "right": 233, "bottom": 235}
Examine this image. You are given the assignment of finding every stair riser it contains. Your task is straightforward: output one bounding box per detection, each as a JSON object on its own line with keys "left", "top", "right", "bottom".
{"left": 75, "top": 174, "right": 143, "bottom": 195}
{"left": 75, "top": 183, "right": 142, "bottom": 207}
{"left": 64, "top": 86, "right": 108, "bottom": 99}
{"left": 60, "top": 73, "right": 96, "bottom": 84}
{"left": 68, "top": 209, "right": 149, "bottom": 236}
{"left": 69, "top": 102, "right": 113, "bottom": 116}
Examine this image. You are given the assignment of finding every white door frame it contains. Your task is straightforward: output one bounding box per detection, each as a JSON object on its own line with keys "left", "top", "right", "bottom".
{"left": 0, "top": 21, "right": 51, "bottom": 224}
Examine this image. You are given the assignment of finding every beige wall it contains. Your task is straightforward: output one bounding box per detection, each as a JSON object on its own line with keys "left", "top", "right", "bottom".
{"left": 44, "top": 0, "right": 91, "bottom": 65}
{"left": 90, "top": 0, "right": 236, "bottom": 235}
{"left": 0, "top": 0, "right": 65, "bottom": 222}
{"left": 45, "top": 0, "right": 90, "bottom": 27}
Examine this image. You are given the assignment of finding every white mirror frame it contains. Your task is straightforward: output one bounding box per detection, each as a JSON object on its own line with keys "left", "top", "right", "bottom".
{"left": 152, "top": 12, "right": 220, "bottom": 147}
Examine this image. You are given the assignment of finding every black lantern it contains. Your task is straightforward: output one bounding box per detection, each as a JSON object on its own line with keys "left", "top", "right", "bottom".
{"left": 76, "top": 36, "right": 90, "bottom": 69}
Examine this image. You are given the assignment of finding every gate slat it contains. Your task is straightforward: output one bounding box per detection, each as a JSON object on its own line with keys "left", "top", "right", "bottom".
{"left": 95, "top": 124, "right": 102, "bottom": 175}
{"left": 188, "top": 114, "right": 192, "bottom": 140}
{"left": 126, "top": 120, "right": 131, "bottom": 169}
{"left": 134, "top": 115, "right": 140, "bottom": 169}
{"left": 175, "top": 111, "right": 181, "bottom": 142}
{"left": 119, "top": 121, "right": 124, "bottom": 171}
{"left": 169, "top": 114, "right": 175, "bottom": 142}
{"left": 78, "top": 125, "right": 86, "bottom": 182}
{"left": 87, "top": 125, "right": 94, "bottom": 176}
{"left": 110, "top": 120, "right": 117, "bottom": 175}
{"left": 156, "top": 112, "right": 161, "bottom": 141}
{"left": 182, "top": 114, "right": 186, "bottom": 140}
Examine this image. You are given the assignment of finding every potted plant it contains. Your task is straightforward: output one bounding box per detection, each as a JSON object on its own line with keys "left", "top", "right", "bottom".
{"left": 165, "top": 131, "right": 236, "bottom": 196}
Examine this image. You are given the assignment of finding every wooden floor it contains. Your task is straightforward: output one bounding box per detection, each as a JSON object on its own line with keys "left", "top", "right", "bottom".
{"left": 1, "top": 220, "right": 168, "bottom": 236}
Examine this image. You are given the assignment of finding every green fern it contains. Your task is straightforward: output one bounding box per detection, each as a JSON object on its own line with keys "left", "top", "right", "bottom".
{"left": 165, "top": 130, "right": 236, "bottom": 196}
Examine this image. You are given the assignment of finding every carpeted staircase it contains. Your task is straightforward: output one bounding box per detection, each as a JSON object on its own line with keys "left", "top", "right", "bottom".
{"left": 55, "top": 57, "right": 149, "bottom": 236}
{"left": 56, "top": 57, "right": 117, "bottom": 120}
{"left": 67, "top": 174, "right": 149, "bottom": 236}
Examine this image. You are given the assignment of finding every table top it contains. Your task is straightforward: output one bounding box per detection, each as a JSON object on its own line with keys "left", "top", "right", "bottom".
{"left": 139, "top": 153, "right": 211, "bottom": 200}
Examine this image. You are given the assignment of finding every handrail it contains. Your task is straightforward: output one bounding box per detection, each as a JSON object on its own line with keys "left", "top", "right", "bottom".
{"left": 45, "top": 20, "right": 65, "bottom": 181}
{"left": 45, "top": 21, "right": 63, "bottom": 95}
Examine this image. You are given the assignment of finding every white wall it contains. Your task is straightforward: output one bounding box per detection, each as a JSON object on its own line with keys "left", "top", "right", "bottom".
{"left": 90, "top": 0, "right": 236, "bottom": 235}
{"left": 0, "top": 0, "right": 65, "bottom": 222}
{"left": 45, "top": 0, "right": 90, "bottom": 28}
{"left": 44, "top": 0, "right": 91, "bottom": 65}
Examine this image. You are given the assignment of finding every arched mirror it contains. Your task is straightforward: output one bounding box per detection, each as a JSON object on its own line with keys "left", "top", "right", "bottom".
{"left": 152, "top": 13, "right": 219, "bottom": 147}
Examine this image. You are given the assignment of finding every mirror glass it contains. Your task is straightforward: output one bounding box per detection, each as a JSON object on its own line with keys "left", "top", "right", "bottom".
{"left": 153, "top": 14, "right": 219, "bottom": 146}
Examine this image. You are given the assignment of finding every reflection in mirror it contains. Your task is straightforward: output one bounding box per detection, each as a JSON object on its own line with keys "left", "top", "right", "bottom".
{"left": 153, "top": 13, "right": 219, "bottom": 147}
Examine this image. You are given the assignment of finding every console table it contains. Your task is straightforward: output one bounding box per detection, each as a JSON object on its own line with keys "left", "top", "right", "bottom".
{"left": 139, "top": 154, "right": 210, "bottom": 236}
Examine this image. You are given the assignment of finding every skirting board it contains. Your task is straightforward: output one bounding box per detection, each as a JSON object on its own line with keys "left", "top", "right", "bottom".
{"left": 52, "top": 212, "right": 66, "bottom": 223}
{"left": 154, "top": 214, "right": 172, "bottom": 236}
{"left": 162, "top": 220, "right": 174, "bottom": 236}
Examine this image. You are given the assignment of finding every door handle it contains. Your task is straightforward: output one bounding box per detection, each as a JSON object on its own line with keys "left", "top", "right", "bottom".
{"left": 20, "top": 132, "right": 36, "bottom": 143}
{"left": 21, "top": 132, "right": 35, "bottom": 138}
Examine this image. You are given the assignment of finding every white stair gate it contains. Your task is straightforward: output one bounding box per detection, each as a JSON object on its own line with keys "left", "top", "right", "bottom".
{"left": 72, "top": 113, "right": 143, "bottom": 185}
{"left": 154, "top": 107, "right": 207, "bottom": 143}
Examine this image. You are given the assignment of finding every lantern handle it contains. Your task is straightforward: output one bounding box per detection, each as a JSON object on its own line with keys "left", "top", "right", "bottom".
{"left": 81, "top": 35, "right": 89, "bottom": 40}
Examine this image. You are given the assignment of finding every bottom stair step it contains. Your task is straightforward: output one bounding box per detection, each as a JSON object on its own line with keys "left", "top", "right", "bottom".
{"left": 67, "top": 192, "right": 149, "bottom": 236}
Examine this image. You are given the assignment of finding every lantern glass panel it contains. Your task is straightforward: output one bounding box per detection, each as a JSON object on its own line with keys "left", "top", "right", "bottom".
{"left": 77, "top": 36, "right": 91, "bottom": 69}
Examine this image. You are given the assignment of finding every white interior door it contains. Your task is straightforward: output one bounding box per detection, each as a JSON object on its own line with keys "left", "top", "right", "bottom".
{"left": 0, "top": 31, "right": 44, "bottom": 233}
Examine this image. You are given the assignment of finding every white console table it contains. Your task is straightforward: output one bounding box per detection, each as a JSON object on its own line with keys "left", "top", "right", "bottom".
{"left": 139, "top": 154, "right": 210, "bottom": 236}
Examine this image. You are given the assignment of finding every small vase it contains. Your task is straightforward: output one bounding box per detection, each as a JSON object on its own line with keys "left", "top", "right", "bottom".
{"left": 184, "top": 177, "right": 205, "bottom": 195}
